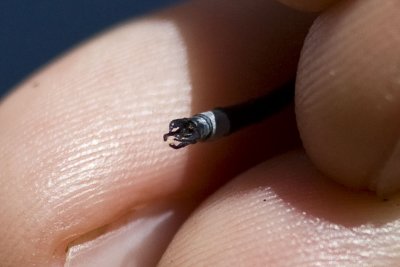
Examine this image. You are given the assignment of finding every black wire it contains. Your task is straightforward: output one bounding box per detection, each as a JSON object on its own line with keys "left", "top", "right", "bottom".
{"left": 216, "top": 79, "right": 295, "bottom": 134}
{"left": 163, "top": 79, "right": 295, "bottom": 149}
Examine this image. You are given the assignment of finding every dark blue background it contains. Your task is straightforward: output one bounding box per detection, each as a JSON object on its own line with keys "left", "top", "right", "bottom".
{"left": 0, "top": 0, "right": 182, "bottom": 98}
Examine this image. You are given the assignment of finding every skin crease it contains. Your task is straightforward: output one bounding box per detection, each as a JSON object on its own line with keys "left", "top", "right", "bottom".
{"left": 0, "top": 0, "right": 400, "bottom": 266}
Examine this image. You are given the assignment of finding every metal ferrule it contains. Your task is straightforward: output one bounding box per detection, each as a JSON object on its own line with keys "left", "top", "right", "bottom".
{"left": 193, "top": 110, "right": 230, "bottom": 141}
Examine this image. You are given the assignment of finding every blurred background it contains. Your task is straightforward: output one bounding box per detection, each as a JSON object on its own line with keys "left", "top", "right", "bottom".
{"left": 0, "top": 0, "right": 182, "bottom": 98}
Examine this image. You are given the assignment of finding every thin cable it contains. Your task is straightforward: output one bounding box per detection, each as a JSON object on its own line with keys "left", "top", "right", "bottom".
{"left": 163, "top": 79, "right": 295, "bottom": 149}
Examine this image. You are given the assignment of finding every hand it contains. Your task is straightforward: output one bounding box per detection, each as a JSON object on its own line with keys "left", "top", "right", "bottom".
{"left": 1, "top": 0, "right": 400, "bottom": 266}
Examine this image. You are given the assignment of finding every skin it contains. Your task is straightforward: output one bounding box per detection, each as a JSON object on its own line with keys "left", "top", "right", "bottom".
{"left": 1, "top": 0, "right": 400, "bottom": 266}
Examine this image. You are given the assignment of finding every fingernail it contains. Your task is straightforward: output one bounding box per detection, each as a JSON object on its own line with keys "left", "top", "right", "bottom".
{"left": 65, "top": 202, "right": 190, "bottom": 267}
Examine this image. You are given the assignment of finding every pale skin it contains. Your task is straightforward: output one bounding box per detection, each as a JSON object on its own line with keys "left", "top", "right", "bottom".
{"left": 1, "top": 0, "right": 400, "bottom": 266}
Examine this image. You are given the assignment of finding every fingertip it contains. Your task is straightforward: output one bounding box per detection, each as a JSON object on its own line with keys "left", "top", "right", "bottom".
{"left": 296, "top": 0, "right": 400, "bottom": 196}
{"left": 159, "top": 151, "right": 400, "bottom": 266}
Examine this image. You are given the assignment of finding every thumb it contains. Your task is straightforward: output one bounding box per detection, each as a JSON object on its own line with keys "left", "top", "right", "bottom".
{"left": 296, "top": 0, "right": 400, "bottom": 196}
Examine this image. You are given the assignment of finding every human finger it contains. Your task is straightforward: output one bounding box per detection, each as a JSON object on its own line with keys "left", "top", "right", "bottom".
{"left": 0, "top": 1, "right": 313, "bottom": 266}
{"left": 160, "top": 151, "right": 400, "bottom": 266}
{"left": 296, "top": 0, "right": 400, "bottom": 196}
